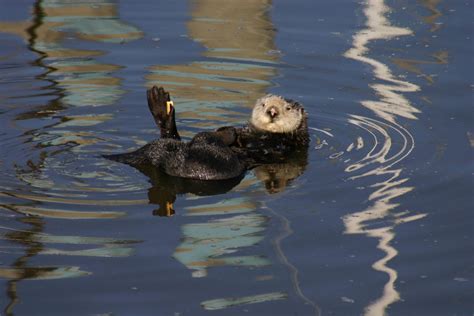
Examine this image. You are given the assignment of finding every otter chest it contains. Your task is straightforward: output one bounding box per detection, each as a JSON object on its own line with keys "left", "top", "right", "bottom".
{"left": 236, "top": 132, "right": 295, "bottom": 157}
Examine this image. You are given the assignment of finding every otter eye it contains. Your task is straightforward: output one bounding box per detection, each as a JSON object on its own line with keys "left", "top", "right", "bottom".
{"left": 286, "top": 106, "right": 291, "bottom": 111}
{"left": 262, "top": 103, "right": 265, "bottom": 107}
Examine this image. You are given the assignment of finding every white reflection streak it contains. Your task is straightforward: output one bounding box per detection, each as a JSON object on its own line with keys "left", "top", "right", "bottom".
{"left": 343, "top": 0, "right": 427, "bottom": 315}
{"left": 344, "top": 0, "right": 420, "bottom": 123}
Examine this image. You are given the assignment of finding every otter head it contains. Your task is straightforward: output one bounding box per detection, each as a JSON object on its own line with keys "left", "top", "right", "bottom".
{"left": 250, "top": 95, "right": 304, "bottom": 133}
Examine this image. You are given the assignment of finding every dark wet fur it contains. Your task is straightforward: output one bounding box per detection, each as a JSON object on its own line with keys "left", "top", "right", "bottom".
{"left": 233, "top": 115, "right": 310, "bottom": 166}
{"left": 105, "top": 129, "right": 246, "bottom": 180}
{"left": 104, "top": 86, "right": 309, "bottom": 181}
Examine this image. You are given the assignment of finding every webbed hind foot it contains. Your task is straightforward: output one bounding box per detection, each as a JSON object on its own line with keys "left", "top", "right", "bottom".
{"left": 147, "top": 85, "right": 181, "bottom": 140}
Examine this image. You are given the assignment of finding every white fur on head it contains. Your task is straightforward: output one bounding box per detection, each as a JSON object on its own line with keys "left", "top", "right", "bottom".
{"left": 250, "top": 94, "right": 303, "bottom": 133}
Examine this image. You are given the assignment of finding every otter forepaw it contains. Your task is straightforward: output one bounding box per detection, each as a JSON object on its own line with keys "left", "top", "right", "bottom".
{"left": 147, "top": 86, "right": 171, "bottom": 127}
{"left": 147, "top": 85, "right": 181, "bottom": 140}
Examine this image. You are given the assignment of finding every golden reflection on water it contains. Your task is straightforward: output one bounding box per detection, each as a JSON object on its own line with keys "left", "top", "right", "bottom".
{"left": 147, "top": 0, "right": 277, "bottom": 123}
{"left": 0, "top": 1, "right": 144, "bottom": 313}
{"left": 145, "top": 0, "right": 278, "bottom": 279}
{"left": 0, "top": 0, "right": 146, "bottom": 191}
{"left": 0, "top": 1, "right": 144, "bottom": 201}
{"left": 188, "top": 0, "right": 277, "bottom": 62}
{"left": 420, "top": 0, "right": 443, "bottom": 32}
{"left": 146, "top": 0, "right": 309, "bottom": 310}
{"left": 392, "top": 50, "right": 448, "bottom": 86}
{"left": 0, "top": 214, "right": 138, "bottom": 312}
{"left": 0, "top": 0, "right": 305, "bottom": 312}
{"left": 0, "top": 192, "right": 146, "bottom": 207}
{"left": 0, "top": 0, "right": 142, "bottom": 109}
{"left": 343, "top": 0, "right": 436, "bottom": 315}
{"left": 0, "top": 205, "right": 124, "bottom": 219}
{"left": 0, "top": 216, "right": 85, "bottom": 315}
{"left": 0, "top": 0, "right": 146, "bottom": 207}
{"left": 167, "top": 0, "right": 274, "bottom": 273}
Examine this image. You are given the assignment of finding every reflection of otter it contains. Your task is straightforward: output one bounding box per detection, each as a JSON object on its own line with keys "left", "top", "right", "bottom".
{"left": 253, "top": 161, "right": 307, "bottom": 194}
{"left": 140, "top": 158, "right": 307, "bottom": 216}
{"left": 105, "top": 86, "right": 309, "bottom": 214}
{"left": 139, "top": 165, "right": 245, "bottom": 216}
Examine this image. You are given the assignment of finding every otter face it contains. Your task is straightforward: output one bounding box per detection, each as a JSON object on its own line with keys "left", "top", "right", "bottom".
{"left": 250, "top": 95, "right": 304, "bottom": 133}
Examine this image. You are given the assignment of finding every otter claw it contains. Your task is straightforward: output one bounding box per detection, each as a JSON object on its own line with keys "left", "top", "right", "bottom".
{"left": 166, "top": 101, "right": 174, "bottom": 115}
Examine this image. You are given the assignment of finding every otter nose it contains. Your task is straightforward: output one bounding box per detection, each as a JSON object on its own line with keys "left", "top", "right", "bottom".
{"left": 266, "top": 107, "right": 278, "bottom": 119}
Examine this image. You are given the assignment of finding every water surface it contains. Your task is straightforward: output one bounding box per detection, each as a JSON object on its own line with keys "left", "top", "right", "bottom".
{"left": 0, "top": 0, "right": 472, "bottom": 315}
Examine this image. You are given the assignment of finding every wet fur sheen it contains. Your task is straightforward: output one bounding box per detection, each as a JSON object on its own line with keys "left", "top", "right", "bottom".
{"left": 106, "top": 91, "right": 309, "bottom": 181}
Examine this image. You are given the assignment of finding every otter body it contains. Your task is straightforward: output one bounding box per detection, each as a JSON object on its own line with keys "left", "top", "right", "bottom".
{"left": 105, "top": 87, "right": 309, "bottom": 180}
{"left": 108, "top": 131, "right": 245, "bottom": 180}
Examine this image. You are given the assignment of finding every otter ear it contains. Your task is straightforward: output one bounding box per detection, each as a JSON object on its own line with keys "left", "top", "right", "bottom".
{"left": 291, "top": 101, "right": 303, "bottom": 111}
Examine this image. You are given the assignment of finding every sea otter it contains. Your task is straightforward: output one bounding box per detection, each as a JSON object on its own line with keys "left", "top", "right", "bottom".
{"left": 105, "top": 86, "right": 309, "bottom": 181}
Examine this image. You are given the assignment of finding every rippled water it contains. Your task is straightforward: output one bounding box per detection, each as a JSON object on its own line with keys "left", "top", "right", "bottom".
{"left": 0, "top": 0, "right": 472, "bottom": 315}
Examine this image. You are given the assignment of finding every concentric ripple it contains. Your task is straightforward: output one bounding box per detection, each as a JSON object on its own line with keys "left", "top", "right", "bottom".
{"left": 309, "top": 111, "right": 413, "bottom": 176}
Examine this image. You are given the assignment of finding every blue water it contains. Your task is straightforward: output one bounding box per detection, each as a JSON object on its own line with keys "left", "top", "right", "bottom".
{"left": 0, "top": 0, "right": 472, "bottom": 315}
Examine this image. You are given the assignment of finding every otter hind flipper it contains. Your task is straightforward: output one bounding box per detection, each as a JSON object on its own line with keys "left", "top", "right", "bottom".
{"left": 103, "top": 151, "right": 149, "bottom": 166}
{"left": 103, "top": 143, "right": 154, "bottom": 166}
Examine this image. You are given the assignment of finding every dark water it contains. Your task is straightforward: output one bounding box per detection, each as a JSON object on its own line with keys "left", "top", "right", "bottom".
{"left": 0, "top": 0, "right": 472, "bottom": 315}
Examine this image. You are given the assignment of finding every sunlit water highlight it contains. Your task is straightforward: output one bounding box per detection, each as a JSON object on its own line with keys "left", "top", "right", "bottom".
{"left": 343, "top": 0, "right": 426, "bottom": 315}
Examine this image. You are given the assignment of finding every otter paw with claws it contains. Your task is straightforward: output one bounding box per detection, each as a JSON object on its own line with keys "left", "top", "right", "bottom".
{"left": 147, "top": 86, "right": 173, "bottom": 128}
{"left": 147, "top": 85, "right": 180, "bottom": 140}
